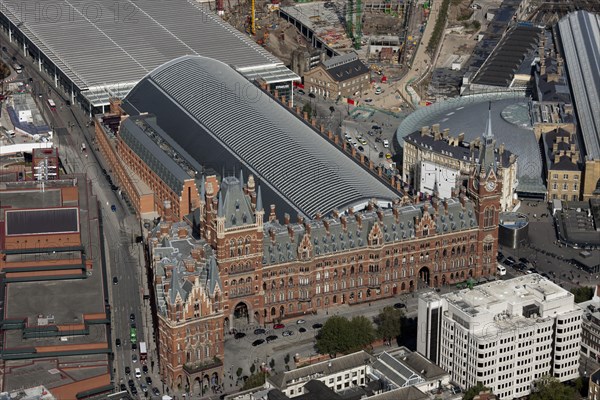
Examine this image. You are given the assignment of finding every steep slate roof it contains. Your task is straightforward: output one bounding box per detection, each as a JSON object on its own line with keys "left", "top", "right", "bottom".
{"left": 220, "top": 176, "right": 256, "bottom": 228}
{"left": 262, "top": 198, "right": 478, "bottom": 266}
{"left": 322, "top": 53, "right": 370, "bottom": 83}
{"left": 149, "top": 221, "right": 222, "bottom": 316}
{"left": 124, "top": 55, "right": 398, "bottom": 218}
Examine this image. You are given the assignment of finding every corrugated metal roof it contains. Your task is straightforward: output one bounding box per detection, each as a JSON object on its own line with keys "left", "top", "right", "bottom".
{"left": 124, "top": 55, "right": 399, "bottom": 218}
{"left": 5, "top": 208, "right": 79, "bottom": 235}
{"left": 0, "top": 0, "right": 296, "bottom": 106}
{"left": 558, "top": 11, "right": 600, "bottom": 160}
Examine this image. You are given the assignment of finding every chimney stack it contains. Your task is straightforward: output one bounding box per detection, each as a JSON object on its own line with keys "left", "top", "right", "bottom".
{"left": 269, "top": 204, "right": 277, "bottom": 222}
{"left": 284, "top": 213, "right": 291, "bottom": 225}
{"left": 340, "top": 215, "right": 347, "bottom": 230}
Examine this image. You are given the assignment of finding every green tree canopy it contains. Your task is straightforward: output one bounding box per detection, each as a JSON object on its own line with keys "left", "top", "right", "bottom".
{"left": 316, "top": 315, "right": 376, "bottom": 356}
{"left": 241, "top": 372, "right": 267, "bottom": 390}
{"left": 529, "top": 376, "right": 578, "bottom": 400}
{"left": 570, "top": 286, "right": 594, "bottom": 303}
{"left": 463, "top": 383, "right": 492, "bottom": 400}
{"left": 374, "top": 306, "right": 403, "bottom": 342}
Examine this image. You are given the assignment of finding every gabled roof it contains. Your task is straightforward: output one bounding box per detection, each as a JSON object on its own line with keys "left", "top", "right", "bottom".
{"left": 220, "top": 176, "right": 255, "bottom": 228}
{"left": 321, "top": 53, "right": 370, "bottom": 82}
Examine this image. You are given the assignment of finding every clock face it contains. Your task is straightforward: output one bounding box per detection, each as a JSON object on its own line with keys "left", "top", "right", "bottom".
{"left": 485, "top": 181, "right": 496, "bottom": 192}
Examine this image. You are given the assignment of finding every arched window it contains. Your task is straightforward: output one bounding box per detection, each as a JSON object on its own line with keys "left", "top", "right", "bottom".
{"left": 229, "top": 240, "right": 235, "bottom": 257}
{"left": 484, "top": 207, "right": 495, "bottom": 228}
{"left": 245, "top": 237, "right": 251, "bottom": 255}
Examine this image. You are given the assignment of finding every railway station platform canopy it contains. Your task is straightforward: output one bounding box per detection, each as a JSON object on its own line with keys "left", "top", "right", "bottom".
{"left": 0, "top": 0, "right": 298, "bottom": 108}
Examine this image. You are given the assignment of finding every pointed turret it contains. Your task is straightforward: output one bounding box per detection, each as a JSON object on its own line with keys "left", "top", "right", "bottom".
{"left": 256, "top": 185, "right": 263, "bottom": 212}
{"left": 479, "top": 102, "right": 497, "bottom": 177}
{"left": 217, "top": 192, "right": 224, "bottom": 217}
{"left": 239, "top": 169, "right": 244, "bottom": 189}
{"left": 432, "top": 175, "right": 440, "bottom": 199}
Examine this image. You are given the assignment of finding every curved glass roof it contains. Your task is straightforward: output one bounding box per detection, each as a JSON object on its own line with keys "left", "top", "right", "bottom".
{"left": 125, "top": 56, "right": 398, "bottom": 218}
{"left": 396, "top": 93, "right": 545, "bottom": 194}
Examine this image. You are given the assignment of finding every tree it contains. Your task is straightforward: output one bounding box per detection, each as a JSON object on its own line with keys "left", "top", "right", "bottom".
{"left": 316, "top": 315, "right": 352, "bottom": 356}
{"left": 284, "top": 353, "right": 290, "bottom": 365}
{"left": 374, "top": 306, "right": 403, "bottom": 342}
{"left": 571, "top": 286, "right": 594, "bottom": 303}
{"left": 236, "top": 367, "right": 243, "bottom": 378}
{"left": 269, "top": 358, "right": 275, "bottom": 369}
{"left": 249, "top": 364, "right": 256, "bottom": 374}
{"left": 316, "top": 315, "right": 376, "bottom": 356}
{"left": 302, "top": 103, "right": 313, "bottom": 117}
{"left": 241, "top": 372, "right": 267, "bottom": 390}
{"left": 350, "top": 315, "right": 376, "bottom": 351}
{"left": 463, "top": 383, "right": 492, "bottom": 400}
{"left": 529, "top": 376, "right": 578, "bottom": 400}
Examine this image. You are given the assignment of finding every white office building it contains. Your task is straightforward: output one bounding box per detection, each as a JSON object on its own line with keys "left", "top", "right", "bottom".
{"left": 417, "top": 275, "right": 582, "bottom": 399}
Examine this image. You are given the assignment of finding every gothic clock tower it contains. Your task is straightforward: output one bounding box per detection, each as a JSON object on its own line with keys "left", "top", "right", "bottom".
{"left": 468, "top": 104, "right": 502, "bottom": 276}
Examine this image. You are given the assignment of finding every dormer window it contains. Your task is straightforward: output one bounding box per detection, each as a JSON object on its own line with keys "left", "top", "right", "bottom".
{"left": 423, "top": 225, "right": 429, "bottom": 236}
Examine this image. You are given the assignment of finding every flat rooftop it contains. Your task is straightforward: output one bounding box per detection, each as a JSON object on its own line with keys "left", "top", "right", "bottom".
{"left": 0, "top": 190, "right": 62, "bottom": 216}
{"left": 0, "top": 0, "right": 297, "bottom": 106}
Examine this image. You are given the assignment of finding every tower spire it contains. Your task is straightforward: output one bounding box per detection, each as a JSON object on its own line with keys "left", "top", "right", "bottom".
{"left": 479, "top": 102, "right": 497, "bottom": 177}
{"left": 256, "top": 185, "right": 263, "bottom": 212}
{"left": 484, "top": 101, "right": 493, "bottom": 140}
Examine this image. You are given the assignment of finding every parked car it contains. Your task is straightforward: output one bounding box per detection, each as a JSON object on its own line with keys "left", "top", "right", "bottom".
{"left": 111, "top": 204, "right": 117, "bottom": 212}
{"left": 152, "top": 387, "right": 160, "bottom": 396}
{"left": 308, "top": 93, "right": 315, "bottom": 98}
{"left": 115, "top": 338, "right": 121, "bottom": 347}
{"left": 234, "top": 332, "right": 246, "bottom": 339}
{"left": 254, "top": 328, "right": 266, "bottom": 335}
{"left": 383, "top": 139, "right": 389, "bottom": 148}
{"left": 120, "top": 383, "right": 127, "bottom": 391}
{"left": 125, "top": 366, "right": 131, "bottom": 375}
{"left": 379, "top": 151, "right": 384, "bottom": 158}
{"left": 266, "top": 335, "right": 278, "bottom": 343}
{"left": 132, "top": 354, "right": 138, "bottom": 363}
{"left": 142, "top": 365, "right": 148, "bottom": 374}
{"left": 273, "top": 323, "right": 285, "bottom": 329}
{"left": 519, "top": 257, "right": 530, "bottom": 265}
{"left": 296, "top": 319, "right": 306, "bottom": 324}
{"left": 496, "top": 252, "right": 505, "bottom": 262}
{"left": 297, "top": 89, "right": 305, "bottom": 95}
{"left": 298, "top": 327, "right": 307, "bottom": 333}
{"left": 394, "top": 302, "right": 406, "bottom": 309}
{"left": 130, "top": 313, "right": 135, "bottom": 321}
{"left": 282, "top": 330, "right": 294, "bottom": 337}
{"left": 135, "top": 368, "right": 142, "bottom": 379}
{"left": 312, "top": 323, "right": 323, "bottom": 329}
{"left": 358, "top": 146, "right": 364, "bottom": 152}
{"left": 113, "top": 276, "right": 118, "bottom": 285}
{"left": 140, "top": 383, "right": 148, "bottom": 393}
{"left": 131, "top": 342, "right": 137, "bottom": 350}
{"left": 504, "top": 257, "right": 516, "bottom": 266}
{"left": 252, "top": 339, "right": 265, "bottom": 346}
{"left": 146, "top": 376, "right": 152, "bottom": 385}
{"left": 131, "top": 386, "right": 138, "bottom": 395}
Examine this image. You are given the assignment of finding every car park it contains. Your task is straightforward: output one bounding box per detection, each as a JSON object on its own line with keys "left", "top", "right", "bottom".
{"left": 254, "top": 328, "right": 265, "bottom": 335}
{"left": 252, "top": 339, "right": 265, "bottom": 346}
{"left": 266, "top": 335, "right": 278, "bottom": 343}
{"left": 312, "top": 323, "right": 323, "bottom": 329}
{"left": 234, "top": 332, "right": 246, "bottom": 339}
{"left": 282, "top": 330, "right": 294, "bottom": 337}
{"left": 296, "top": 319, "right": 306, "bottom": 324}
{"left": 274, "top": 323, "right": 285, "bottom": 329}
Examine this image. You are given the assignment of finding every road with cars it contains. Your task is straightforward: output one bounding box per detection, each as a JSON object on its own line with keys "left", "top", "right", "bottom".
{"left": 3, "top": 40, "right": 164, "bottom": 398}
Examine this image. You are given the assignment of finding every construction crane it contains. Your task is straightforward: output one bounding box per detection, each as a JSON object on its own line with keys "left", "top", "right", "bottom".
{"left": 250, "top": 0, "right": 256, "bottom": 36}
{"left": 347, "top": 0, "right": 362, "bottom": 49}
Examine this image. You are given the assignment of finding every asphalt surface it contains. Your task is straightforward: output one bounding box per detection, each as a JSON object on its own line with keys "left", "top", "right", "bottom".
{"left": 5, "top": 40, "right": 163, "bottom": 399}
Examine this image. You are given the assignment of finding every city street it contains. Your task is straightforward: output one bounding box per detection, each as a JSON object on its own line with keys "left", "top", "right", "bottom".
{"left": 5, "top": 40, "right": 163, "bottom": 399}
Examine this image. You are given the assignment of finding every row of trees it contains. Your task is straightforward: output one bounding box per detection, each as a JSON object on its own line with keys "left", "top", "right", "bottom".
{"left": 315, "top": 306, "right": 403, "bottom": 356}
{"left": 426, "top": 0, "right": 450, "bottom": 55}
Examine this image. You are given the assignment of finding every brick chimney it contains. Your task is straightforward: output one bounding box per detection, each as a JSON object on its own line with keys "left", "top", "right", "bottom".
{"left": 323, "top": 219, "right": 330, "bottom": 232}
{"left": 269, "top": 204, "right": 277, "bottom": 222}
{"left": 340, "top": 215, "right": 347, "bottom": 230}
{"left": 284, "top": 213, "right": 291, "bottom": 225}
{"left": 304, "top": 221, "right": 311, "bottom": 235}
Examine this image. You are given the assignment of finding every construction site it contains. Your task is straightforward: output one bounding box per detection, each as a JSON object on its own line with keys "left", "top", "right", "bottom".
{"left": 212, "top": 0, "right": 412, "bottom": 71}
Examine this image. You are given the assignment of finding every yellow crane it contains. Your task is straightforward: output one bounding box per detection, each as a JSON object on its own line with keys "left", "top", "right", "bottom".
{"left": 250, "top": 0, "right": 256, "bottom": 36}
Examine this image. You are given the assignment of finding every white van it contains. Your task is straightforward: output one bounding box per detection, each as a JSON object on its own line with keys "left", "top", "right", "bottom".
{"left": 135, "top": 367, "right": 142, "bottom": 379}
{"left": 497, "top": 264, "right": 507, "bottom": 276}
